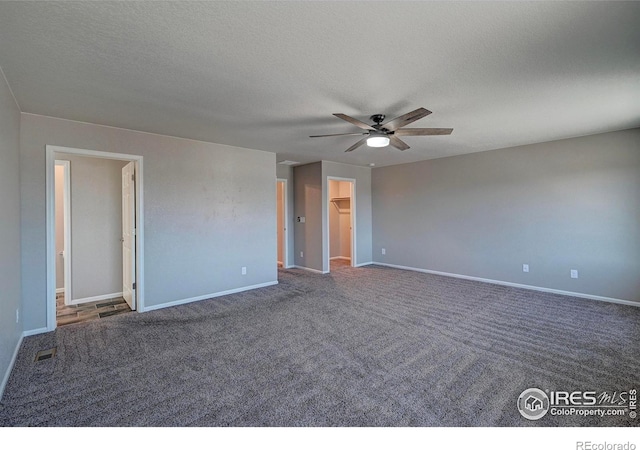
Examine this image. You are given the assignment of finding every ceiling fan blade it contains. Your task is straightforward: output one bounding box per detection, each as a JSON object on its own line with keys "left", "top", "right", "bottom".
{"left": 344, "top": 137, "right": 368, "bottom": 152}
{"left": 395, "top": 128, "right": 453, "bottom": 136}
{"left": 389, "top": 135, "right": 410, "bottom": 151}
{"left": 309, "top": 132, "right": 368, "bottom": 138}
{"left": 333, "top": 113, "right": 376, "bottom": 131}
{"left": 381, "top": 107, "right": 432, "bottom": 131}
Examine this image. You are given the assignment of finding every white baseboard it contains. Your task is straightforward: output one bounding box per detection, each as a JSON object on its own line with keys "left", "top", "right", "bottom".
{"left": 292, "top": 265, "right": 328, "bottom": 274}
{"left": 55, "top": 288, "right": 64, "bottom": 294}
{"left": 373, "top": 262, "right": 639, "bottom": 308}
{"left": 140, "top": 280, "right": 279, "bottom": 313}
{"left": 330, "top": 256, "right": 351, "bottom": 261}
{"left": 354, "top": 261, "right": 373, "bottom": 268}
{"left": 1, "top": 333, "right": 23, "bottom": 400}
{"left": 70, "top": 292, "right": 123, "bottom": 305}
{"left": 22, "top": 327, "right": 50, "bottom": 337}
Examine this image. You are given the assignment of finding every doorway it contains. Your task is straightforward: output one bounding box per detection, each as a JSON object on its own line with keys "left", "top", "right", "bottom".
{"left": 53, "top": 154, "right": 135, "bottom": 326}
{"left": 276, "top": 179, "right": 288, "bottom": 268}
{"left": 54, "top": 160, "right": 71, "bottom": 306}
{"left": 327, "top": 177, "right": 355, "bottom": 272}
{"left": 46, "top": 145, "right": 144, "bottom": 331}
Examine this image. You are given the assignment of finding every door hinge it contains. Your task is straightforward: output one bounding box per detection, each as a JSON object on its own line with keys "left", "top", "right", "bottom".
{"left": 131, "top": 173, "right": 135, "bottom": 182}
{"left": 132, "top": 282, "right": 136, "bottom": 290}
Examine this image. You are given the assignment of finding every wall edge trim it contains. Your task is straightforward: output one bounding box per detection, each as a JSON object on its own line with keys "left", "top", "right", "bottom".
{"left": 0, "top": 334, "right": 23, "bottom": 400}
{"left": 372, "top": 262, "right": 639, "bottom": 307}
{"left": 140, "top": 281, "right": 279, "bottom": 312}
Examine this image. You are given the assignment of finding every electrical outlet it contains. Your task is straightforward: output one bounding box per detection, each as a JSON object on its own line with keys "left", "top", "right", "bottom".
{"left": 570, "top": 269, "right": 578, "bottom": 279}
{"left": 300, "top": 251, "right": 304, "bottom": 258}
{"left": 522, "top": 264, "right": 529, "bottom": 273}
{"left": 241, "top": 267, "right": 247, "bottom": 275}
{"left": 381, "top": 248, "right": 386, "bottom": 255}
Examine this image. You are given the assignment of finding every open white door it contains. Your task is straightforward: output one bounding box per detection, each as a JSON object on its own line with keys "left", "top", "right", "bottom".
{"left": 122, "top": 162, "right": 136, "bottom": 310}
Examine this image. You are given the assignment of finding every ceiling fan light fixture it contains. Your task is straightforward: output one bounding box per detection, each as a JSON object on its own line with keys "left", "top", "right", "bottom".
{"left": 311, "top": 108, "right": 451, "bottom": 152}
{"left": 367, "top": 135, "right": 390, "bottom": 147}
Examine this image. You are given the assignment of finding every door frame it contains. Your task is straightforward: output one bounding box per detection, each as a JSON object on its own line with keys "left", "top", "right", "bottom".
{"left": 54, "top": 160, "right": 72, "bottom": 305}
{"left": 276, "top": 178, "right": 289, "bottom": 269}
{"left": 121, "top": 161, "right": 137, "bottom": 310}
{"left": 326, "top": 176, "right": 356, "bottom": 272}
{"left": 45, "top": 145, "right": 145, "bottom": 331}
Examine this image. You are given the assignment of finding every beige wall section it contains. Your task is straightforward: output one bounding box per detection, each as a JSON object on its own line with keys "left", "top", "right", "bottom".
{"left": 0, "top": 66, "right": 22, "bottom": 396}
{"left": 338, "top": 182, "right": 352, "bottom": 259}
{"left": 276, "top": 181, "right": 284, "bottom": 264}
{"left": 54, "top": 165, "right": 65, "bottom": 291}
{"left": 293, "top": 162, "right": 323, "bottom": 271}
{"left": 372, "top": 128, "right": 640, "bottom": 303}
{"left": 329, "top": 180, "right": 351, "bottom": 260}
{"left": 322, "top": 161, "right": 373, "bottom": 272}
{"left": 20, "top": 114, "right": 277, "bottom": 331}
{"left": 329, "top": 180, "right": 340, "bottom": 258}
{"left": 55, "top": 154, "right": 128, "bottom": 301}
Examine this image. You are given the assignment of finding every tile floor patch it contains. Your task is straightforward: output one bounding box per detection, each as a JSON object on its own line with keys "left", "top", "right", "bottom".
{"left": 57, "top": 294, "right": 131, "bottom": 326}
{"left": 95, "top": 300, "right": 125, "bottom": 308}
{"left": 35, "top": 347, "right": 57, "bottom": 362}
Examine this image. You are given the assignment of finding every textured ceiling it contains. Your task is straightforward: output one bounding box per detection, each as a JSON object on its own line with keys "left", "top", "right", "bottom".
{"left": 0, "top": 1, "right": 639, "bottom": 167}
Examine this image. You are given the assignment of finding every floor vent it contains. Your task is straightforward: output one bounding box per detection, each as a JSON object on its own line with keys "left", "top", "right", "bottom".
{"left": 34, "top": 348, "right": 57, "bottom": 362}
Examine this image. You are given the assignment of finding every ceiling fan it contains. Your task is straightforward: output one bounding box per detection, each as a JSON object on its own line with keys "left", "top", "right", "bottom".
{"left": 310, "top": 107, "right": 452, "bottom": 152}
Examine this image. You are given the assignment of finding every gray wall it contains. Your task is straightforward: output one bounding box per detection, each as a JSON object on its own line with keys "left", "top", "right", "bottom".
{"left": 372, "top": 129, "right": 640, "bottom": 303}
{"left": 322, "top": 161, "right": 373, "bottom": 271}
{"left": 293, "top": 162, "right": 323, "bottom": 271}
{"left": 293, "top": 161, "right": 373, "bottom": 272}
{"left": 55, "top": 153, "right": 127, "bottom": 301}
{"left": 276, "top": 164, "right": 295, "bottom": 267}
{"left": 20, "top": 114, "right": 277, "bottom": 331}
{"left": 0, "top": 68, "right": 21, "bottom": 395}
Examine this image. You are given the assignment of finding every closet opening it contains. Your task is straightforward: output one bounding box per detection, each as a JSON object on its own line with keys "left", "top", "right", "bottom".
{"left": 327, "top": 178, "right": 355, "bottom": 272}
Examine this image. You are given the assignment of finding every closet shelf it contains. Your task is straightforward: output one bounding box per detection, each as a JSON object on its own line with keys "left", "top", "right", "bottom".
{"left": 330, "top": 197, "right": 350, "bottom": 214}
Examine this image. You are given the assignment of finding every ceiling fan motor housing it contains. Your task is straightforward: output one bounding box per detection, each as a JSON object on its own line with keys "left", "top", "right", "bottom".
{"left": 370, "top": 114, "right": 386, "bottom": 127}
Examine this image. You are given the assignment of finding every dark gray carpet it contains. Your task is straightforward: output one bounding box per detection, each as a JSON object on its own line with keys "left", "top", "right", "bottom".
{"left": 1, "top": 264, "right": 639, "bottom": 426}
